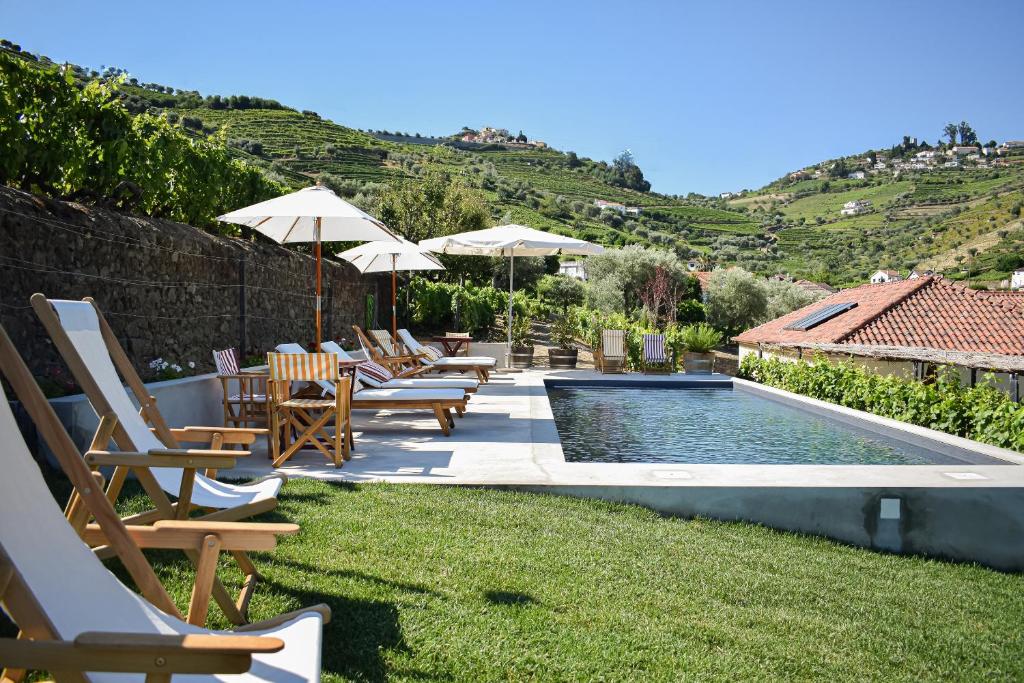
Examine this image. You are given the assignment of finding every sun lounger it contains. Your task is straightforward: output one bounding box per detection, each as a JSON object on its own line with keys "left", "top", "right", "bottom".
{"left": 30, "top": 294, "right": 285, "bottom": 623}
{"left": 595, "top": 329, "right": 627, "bottom": 374}
{"left": 320, "top": 341, "right": 478, "bottom": 393}
{"left": 0, "top": 342, "right": 327, "bottom": 679}
{"left": 351, "top": 326, "right": 429, "bottom": 376}
{"left": 275, "top": 342, "right": 469, "bottom": 436}
{"left": 642, "top": 333, "right": 672, "bottom": 374}
{"left": 396, "top": 329, "right": 496, "bottom": 382}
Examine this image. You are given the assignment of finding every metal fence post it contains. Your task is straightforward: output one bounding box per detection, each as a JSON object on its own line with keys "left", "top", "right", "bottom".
{"left": 238, "top": 254, "right": 247, "bottom": 356}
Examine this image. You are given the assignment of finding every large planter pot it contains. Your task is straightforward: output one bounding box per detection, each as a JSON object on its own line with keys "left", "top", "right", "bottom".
{"left": 548, "top": 348, "right": 578, "bottom": 369}
{"left": 510, "top": 346, "right": 535, "bottom": 369}
{"left": 683, "top": 351, "right": 715, "bottom": 374}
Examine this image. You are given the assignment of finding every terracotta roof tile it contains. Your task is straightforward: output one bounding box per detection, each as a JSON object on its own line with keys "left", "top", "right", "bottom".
{"left": 734, "top": 276, "right": 1024, "bottom": 356}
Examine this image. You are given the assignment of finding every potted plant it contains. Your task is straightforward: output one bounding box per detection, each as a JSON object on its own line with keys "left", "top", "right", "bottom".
{"left": 508, "top": 313, "right": 534, "bottom": 369}
{"left": 548, "top": 309, "right": 580, "bottom": 369}
{"left": 680, "top": 323, "right": 723, "bottom": 374}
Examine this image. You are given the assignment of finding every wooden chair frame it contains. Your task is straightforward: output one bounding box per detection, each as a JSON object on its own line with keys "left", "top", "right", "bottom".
{"left": 219, "top": 370, "right": 271, "bottom": 441}
{"left": 267, "top": 353, "right": 352, "bottom": 468}
{"left": 641, "top": 334, "right": 673, "bottom": 375}
{"left": 29, "top": 294, "right": 282, "bottom": 625}
{"left": 352, "top": 325, "right": 428, "bottom": 377}
{"left": 596, "top": 330, "right": 628, "bottom": 374}
{"left": 0, "top": 322, "right": 329, "bottom": 679}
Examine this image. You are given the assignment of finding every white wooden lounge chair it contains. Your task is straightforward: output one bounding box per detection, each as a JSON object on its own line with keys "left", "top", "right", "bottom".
{"left": 350, "top": 326, "right": 428, "bottom": 377}
{"left": 0, "top": 382, "right": 327, "bottom": 681}
{"left": 396, "top": 329, "right": 496, "bottom": 382}
{"left": 595, "top": 329, "right": 627, "bottom": 374}
{"left": 275, "top": 343, "right": 469, "bottom": 436}
{"left": 31, "top": 295, "right": 286, "bottom": 623}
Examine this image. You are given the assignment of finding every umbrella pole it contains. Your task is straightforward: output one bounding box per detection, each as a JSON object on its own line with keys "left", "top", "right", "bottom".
{"left": 507, "top": 248, "right": 514, "bottom": 352}
{"left": 391, "top": 254, "right": 398, "bottom": 342}
{"left": 315, "top": 217, "right": 322, "bottom": 351}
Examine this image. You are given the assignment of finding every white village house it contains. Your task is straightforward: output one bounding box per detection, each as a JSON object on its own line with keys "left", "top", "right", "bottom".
{"left": 841, "top": 200, "right": 872, "bottom": 216}
{"left": 558, "top": 260, "right": 587, "bottom": 281}
{"left": 1013, "top": 269, "right": 1024, "bottom": 291}
{"left": 870, "top": 269, "right": 902, "bottom": 284}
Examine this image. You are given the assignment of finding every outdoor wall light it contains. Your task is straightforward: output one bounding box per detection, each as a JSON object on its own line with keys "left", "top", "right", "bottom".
{"left": 879, "top": 497, "right": 901, "bottom": 520}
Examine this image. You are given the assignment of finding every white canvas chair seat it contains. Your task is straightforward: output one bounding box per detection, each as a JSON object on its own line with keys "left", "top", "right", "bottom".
{"left": 47, "top": 300, "right": 284, "bottom": 509}
{"left": 0, "top": 390, "right": 323, "bottom": 682}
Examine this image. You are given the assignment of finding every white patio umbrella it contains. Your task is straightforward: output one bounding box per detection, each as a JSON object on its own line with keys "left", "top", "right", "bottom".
{"left": 218, "top": 184, "right": 400, "bottom": 348}
{"left": 420, "top": 224, "right": 604, "bottom": 352}
{"left": 338, "top": 239, "right": 445, "bottom": 340}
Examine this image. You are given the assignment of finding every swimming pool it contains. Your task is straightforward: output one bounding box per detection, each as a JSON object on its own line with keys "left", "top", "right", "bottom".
{"left": 546, "top": 385, "right": 1006, "bottom": 466}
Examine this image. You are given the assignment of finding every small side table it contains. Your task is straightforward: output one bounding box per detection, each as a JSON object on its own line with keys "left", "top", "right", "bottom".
{"left": 432, "top": 336, "right": 470, "bottom": 357}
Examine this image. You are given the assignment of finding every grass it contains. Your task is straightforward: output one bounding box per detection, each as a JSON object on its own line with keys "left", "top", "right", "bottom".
{"left": 21, "top": 479, "right": 1019, "bottom": 681}
{"left": 780, "top": 181, "right": 913, "bottom": 222}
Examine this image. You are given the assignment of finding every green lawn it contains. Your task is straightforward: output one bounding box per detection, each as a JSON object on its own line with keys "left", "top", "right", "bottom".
{"left": 82, "top": 481, "right": 1024, "bottom": 681}
{"left": 781, "top": 181, "right": 913, "bottom": 222}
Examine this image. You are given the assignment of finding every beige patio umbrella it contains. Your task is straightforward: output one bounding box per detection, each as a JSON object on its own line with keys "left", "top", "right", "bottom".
{"left": 218, "top": 184, "right": 400, "bottom": 348}
{"left": 420, "top": 224, "right": 604, "bottom": 352}
{"left": 338, "top": 239, "right": 445, "bottom": 340}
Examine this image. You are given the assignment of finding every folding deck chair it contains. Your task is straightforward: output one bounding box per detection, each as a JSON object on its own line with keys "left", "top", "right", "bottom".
{"left": 641, "top": 333, "right": 672, "bottom": 374}
{"left": 396, "top": 329, "right": 496, "bottom": 382}
{"left": 595, "top": 329, "right": 627, "bottom": 374}
{"left": 0, "top": 335, "right": 328, "bottom": 680}
{"left": 213, "top": 347, "right": 270, "bottom": 440}
{"left": 276, "top": 343, "right": 470, "bottom": 436}
{"left": 267, "top": 352, "right": 351, "bottom": 468}
{"left": 31, "top": 294, "right": 285, "bottom": 624}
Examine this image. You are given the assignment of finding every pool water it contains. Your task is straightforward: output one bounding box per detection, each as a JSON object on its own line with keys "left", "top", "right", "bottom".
{"left": 547, "top": 386, "right": 958, "bottom": 466}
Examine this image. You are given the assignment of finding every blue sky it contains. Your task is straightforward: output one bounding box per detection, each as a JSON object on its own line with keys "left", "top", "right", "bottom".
{"left": 4, "top": 0, "right": 1022, "bottom": 195}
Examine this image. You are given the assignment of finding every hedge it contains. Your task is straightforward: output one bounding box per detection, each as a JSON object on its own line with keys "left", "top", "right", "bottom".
{"left": 738, "top": 355, "right": 1024, "bottom": 452}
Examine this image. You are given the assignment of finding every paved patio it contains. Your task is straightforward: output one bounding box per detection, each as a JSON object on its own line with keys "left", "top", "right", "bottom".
{"left": 224, "top": 369, "right": 1024, "bottom": 488}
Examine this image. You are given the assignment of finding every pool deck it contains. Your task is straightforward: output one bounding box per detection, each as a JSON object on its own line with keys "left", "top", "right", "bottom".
{"left": 222, "top": 368, "right": 1024, "bottom": 570}
{"left": 225, "top": 369, "right": 1024, "bottom": 487}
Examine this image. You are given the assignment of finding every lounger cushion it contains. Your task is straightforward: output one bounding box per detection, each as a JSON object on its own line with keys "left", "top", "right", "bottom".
{"left": 420, "top": 345, "right": 443, "bottom": 361}
{"left": 354, "top": 387, "right": 465, "bottom": 401}
{"left": 428, "top": 356, "right": 496, "bottom": 368}
{"left": 379, "top": 378, "right": 478, "bottom": 390}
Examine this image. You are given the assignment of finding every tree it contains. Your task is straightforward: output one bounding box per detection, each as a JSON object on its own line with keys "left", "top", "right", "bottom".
{"left": 943, "top": 123, "right": 958, "bottom": 146}
{"left": 566, "top": 151, "right": 582, "bottom": 168}
{"left": 829, "top": 159, "right": 847, "bottom": 179}
{"left": 516, "top": 130, "right": 527, "bottom": 143}
{"left": 377, "top": 172, "right": 492, "bottom": 282}
{"left": 705, "top": 269, "right": 767, "bottom": 335}
{"left": 537, "top": 274, "right": 585, "bottom": 312}
{"left": 958, "top": 120, "right": 977, "bottom": 145}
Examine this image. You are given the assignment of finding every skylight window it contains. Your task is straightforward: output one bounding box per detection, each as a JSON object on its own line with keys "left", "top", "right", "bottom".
{"left": 783, "top": 302, "right": 857, "bottom": 331}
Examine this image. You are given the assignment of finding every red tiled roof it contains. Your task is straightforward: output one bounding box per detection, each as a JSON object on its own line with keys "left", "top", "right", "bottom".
{"left": 734, "top": 276, "right": 1024, "bottom": 356}
{"left": 692, "top": 271, "right": 714, "bottom": 290}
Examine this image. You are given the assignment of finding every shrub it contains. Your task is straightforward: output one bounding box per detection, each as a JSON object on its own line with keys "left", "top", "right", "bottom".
{"left": 739, "top": 355, "right": 1024, "bottom": 451}
{"left": 680, "top": 323, "right": 723, "bottom": 353}
{"left": 549, "top": 308, "right": 580, "bottom": 349}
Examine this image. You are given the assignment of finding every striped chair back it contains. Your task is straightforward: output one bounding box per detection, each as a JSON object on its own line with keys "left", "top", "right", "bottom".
{"left": 212, "top": 348, "right": 240, "bottom": 375}
{"left": 601, "top": 330, "right": 626, "bottom": 359}
{"left": 267, "top": 353, "right": 339, "bottom": 381}
{"left": 370, "top": 330, "right": 398, "bottom": 356}
{"left": 643, "top": 334, "right": 667, "bottom": 363}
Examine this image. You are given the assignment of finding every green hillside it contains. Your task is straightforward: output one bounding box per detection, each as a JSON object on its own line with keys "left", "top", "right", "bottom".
{"left": 3, "top": 38, "right": 1023, "bottom": 287}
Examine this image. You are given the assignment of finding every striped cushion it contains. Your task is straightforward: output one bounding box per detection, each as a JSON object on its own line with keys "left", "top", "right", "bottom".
{"left": 643, "top": 334, "right": 667, "bottom": 363}
{"left": 356, "top": 360, "right": 394, "bottom": 387}
{"left": 268, "top": 352, "right": 339, "bottom": 381}
{"left": 370, "top": 330, "right": 397, "bottom": 356}
{"left": 420, "top": 345, "right": 443, "bottom": 362}
{"left": 213, "top": 348, "right": 240, "bottom": 375}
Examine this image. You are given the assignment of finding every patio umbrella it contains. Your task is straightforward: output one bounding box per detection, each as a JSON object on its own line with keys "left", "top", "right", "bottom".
{"left": 218, "top": 184, "right": 400, "bottom": 349}
{"left": 420, "top": 224, "right": 603, "bottom": 352}
{"left": 338, "top": 239, "right": 445, "bottom": 340}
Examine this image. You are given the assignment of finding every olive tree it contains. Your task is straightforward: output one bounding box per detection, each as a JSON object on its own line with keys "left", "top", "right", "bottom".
{"left": 704, "top": 268, "right": 768, "bottom": 335}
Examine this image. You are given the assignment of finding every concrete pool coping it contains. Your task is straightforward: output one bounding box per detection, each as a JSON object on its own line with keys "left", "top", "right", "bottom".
{"left": 218, "top": 368, "right": 1024, "bottom": 570}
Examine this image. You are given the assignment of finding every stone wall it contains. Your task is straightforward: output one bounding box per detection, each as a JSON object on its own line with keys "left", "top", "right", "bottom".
{"left": 0, "top": 185, "right": 381, "bottom": 381}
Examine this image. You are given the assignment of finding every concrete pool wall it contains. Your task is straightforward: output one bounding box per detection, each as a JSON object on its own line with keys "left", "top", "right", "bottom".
{"left": 530, "top": 374, "right": 1024, "bottom": 571}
